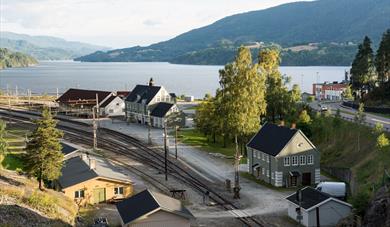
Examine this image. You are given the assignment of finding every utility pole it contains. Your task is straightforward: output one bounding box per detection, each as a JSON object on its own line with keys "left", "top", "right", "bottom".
{"left": 233, "top": 135, "right": 241, "bottom": 199}
{"left": 56, "top": 88, "right": 59, "bottom": 99}
{"left": 175, "top": 126, "right": 178, "bottom": 159}
{"left": 96, "top": 93, "right": 100, "bottom": 127}
{"left": 92, "top": 106, "right": 97, "bottom": 150}
{"left": 164, "top": 121, "right": 168, "bottom": 181}
{"left": 148, "top": 110, "right": 152, "bottom": 144}
{"left": 28, "top": 89, "right": 31, "bottom": 107}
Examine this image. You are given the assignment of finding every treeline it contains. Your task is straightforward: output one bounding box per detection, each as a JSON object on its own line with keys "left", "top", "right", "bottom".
{"left": 195, "top": 47, "right": 302, "bottom": 151}
{"left": 0, "top": 48, "right": 38, "bottom": 69}
{"left": 350, "top": 29, "right": 390, "bottom": 105}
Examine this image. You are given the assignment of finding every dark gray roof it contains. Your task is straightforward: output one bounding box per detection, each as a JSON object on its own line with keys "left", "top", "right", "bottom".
{"left": 61, "top": 142, "right": 78, "bottom": 155}
{"left": 150, "top": 102, "right": 174, "bottom": 118}
{"left": 125, "top": 85, "right": 161, "bottom": 104}
{"left": 286, "top": 187, "right": 331, "bottom": 209}
{"left": 116, "top": 190, "right": 194, "bottom": 225}
{"left": 56, "top": 88, "right": 111, "bottom": 103}
{"left": 58, "top": 156, "right": 98, "bottom": 188}
{"left": 100, "top": 95, "right": 117, "bottom": 107}
{"left": 247, "top": 123, "right": 298, "bottom": 156}
{"left": 59, "top": 156, "right": 132, "bottom": 188}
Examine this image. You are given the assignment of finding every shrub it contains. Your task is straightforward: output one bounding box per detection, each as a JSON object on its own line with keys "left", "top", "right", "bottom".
{"left": 15, "top": 168, "right": 23, "bottom": 175}
{"left": 25, "top": 190, "right": 58, "bottom": 215}
{"left": 351, "top": 191, "right": 370, "bottom": 216}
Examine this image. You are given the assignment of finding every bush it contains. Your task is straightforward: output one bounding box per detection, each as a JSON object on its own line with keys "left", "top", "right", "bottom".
{"left": 15, "top": 168, "right": 23, "bottom": 175}
{"left": 351, "top": 191, "right": 370, "bottom": 216}
{"left": 25, "top": 190, "right": 58, "bottom": 215}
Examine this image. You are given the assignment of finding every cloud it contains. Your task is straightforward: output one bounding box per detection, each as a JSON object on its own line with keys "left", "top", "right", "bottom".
{"left": 143, "top": 19, "right": 161, "bottom": 27}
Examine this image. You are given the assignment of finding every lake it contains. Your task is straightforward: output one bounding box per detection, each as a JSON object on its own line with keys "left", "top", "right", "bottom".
{"left": 0, "top": 61, "right": 350, "bottom": 98}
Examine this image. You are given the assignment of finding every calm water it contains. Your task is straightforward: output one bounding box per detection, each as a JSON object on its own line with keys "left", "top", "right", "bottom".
{"left": 0, "top": 61, "right": 350, "bottom": 98}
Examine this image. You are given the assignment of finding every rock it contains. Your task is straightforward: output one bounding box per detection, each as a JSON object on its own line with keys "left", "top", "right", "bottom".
{"left": 362, "top": 186, "right": 390, "bottom": 227}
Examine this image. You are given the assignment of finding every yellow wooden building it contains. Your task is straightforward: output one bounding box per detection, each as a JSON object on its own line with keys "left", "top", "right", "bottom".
{"left": 57, "top": 155, "right": 133, "bottom": 205}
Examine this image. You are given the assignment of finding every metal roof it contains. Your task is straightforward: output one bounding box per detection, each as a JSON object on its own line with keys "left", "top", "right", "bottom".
{"left": 150, "top": 102, "right": 174, "bottom": 118}
{"left": 125, "top": 85, "right": 161, "bottom": 104}
{"left": 116, "top": 189, "right": 194, "bottom": 225}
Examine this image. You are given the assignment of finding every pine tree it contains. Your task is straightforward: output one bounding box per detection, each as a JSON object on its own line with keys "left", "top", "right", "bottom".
{"left": 25, "top": 108, "right": 64, "bottom": 190}
{"left": 219, "top": 46, "right": 266, "bottom": 198}
{"left": 354, "top": 103, "right": 366, "bottom": 152}
{"left": 375, "top": 29, "right": 390, "bottom": 87}
{"left": 350, "top": 36, "right": 376, "bottom": 97}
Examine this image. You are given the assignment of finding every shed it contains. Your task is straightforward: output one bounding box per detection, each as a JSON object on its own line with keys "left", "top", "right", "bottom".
{"left": 116, "top": 189, "right": 194, "bottom": 227}
{"left": 286, "top": 187, "right": 352, "bottom": 227}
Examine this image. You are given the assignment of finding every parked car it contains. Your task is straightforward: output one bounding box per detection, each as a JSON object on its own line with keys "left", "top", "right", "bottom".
{"left": 316, "top": 182, "right": 347, "bottom": 200}
{"left": 320, "top": 105, "right": 328, "bottom": 112}
{"left": 93, "top": 217, "right": 109, "bottom": 227}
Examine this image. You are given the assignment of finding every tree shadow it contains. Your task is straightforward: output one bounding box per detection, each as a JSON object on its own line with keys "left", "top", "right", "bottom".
{"left": 0, "top": 174, "right": 25, "bottom": 187}
{"left": 0, "top": 204, "right": 71, "bottom": 227}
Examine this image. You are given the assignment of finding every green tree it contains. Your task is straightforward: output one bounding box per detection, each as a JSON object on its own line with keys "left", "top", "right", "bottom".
{"left": 298, "top": 110, "right": 311, "bottom": 124}
{"left": 354, "top": 103, "right": 366, "bottom": 152}
{"left": 372, "top": 123, "right": 384, "bottom": 136}
{"left": 375, "top": 29, "right": 390, "bottom": 87}
{"left": 376, "top": 133, "right": 389, "bottom": 151}
{"left": 342, "top": 85, "right": 353, "bottom": 100}
{"left": 350, "top": 36, "right": 376, "bottom": 98}
{"left": 0, "top": 120, "right": 8, "bottom": 168}
{"left": 25, "top": 108, "right": 64, "bottom": 190}
{"left": 258, "top": 49, "right": 289, "bottom": 122}
{"left": 219, "top": 46, "right": 266, "bottom": 198}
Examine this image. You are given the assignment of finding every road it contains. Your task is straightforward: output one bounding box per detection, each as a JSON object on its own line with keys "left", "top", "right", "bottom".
{"left": 310, "top": 101, "right": 390, "bottom": 132}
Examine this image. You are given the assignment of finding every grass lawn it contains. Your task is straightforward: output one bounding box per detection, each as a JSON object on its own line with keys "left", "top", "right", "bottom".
{"left": 178, "top": 129, "right": 235, "bottom": 157}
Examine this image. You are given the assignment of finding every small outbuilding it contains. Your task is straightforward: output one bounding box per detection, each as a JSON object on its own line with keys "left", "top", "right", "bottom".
{"left": 116, "top": 189, "right": 194, "bottom": 227}
{"left": 286, "top": 187, "right": 352, "bottom": 227}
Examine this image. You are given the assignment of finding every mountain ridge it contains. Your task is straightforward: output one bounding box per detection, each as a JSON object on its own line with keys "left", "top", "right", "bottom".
{"left": 75, "top": 0, "right": 390, "bottom": 65}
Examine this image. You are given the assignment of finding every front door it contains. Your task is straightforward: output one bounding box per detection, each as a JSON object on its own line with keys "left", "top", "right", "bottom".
{"left": 290, "top": 176, "right": 297, "bottom": 187}
{"left": 93, "top": 188, "right": 106, "bottom": 204}
{"left": 302, "top": 172, "right": 311, "bottom": 186}
{"left": 256, "top": 167, "right": 261, "bottom": 177}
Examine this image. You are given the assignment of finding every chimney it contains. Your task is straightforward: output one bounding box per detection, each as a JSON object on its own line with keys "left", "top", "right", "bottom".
{"left": 279, "top": 120, "right": 285, "bottom": 127}
{"left": 149, "top": 77, "right": 154, "bottom": 87}
{"left": 89, "top": 159, "right": 96, "bottom": 170}
{"left": 291, "top": 123, "right": 296, "bottom": 129}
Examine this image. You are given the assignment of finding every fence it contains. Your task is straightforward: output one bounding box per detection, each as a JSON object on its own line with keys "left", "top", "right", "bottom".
{"left": 336, "top": 114, "right": 390, "bottom": 132}
{"left": 343, "top": 101, "right": 390, "bottom": 114}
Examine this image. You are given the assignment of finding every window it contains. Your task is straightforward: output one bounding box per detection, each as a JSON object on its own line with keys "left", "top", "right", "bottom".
{"left": 75, "top": 189, "right": 85, "bottom": 198}
{"left": 109, "top": 109, "right": 114, "bottom": 113}
{"left": 266, "top": 170, "right": 269, "bottom": 177}
{"left": 266, "top": 155, "right": 269, "bottom": 163}
{"left": 307, "top": 155, "right": 314, "bottom": 165}
{"left": 257, "top": 151, "right": 260, "bottom": 159}
{"left": 262, "top": 153, "right": 265, "bottom": 161}
{"left": 284, "top": 157, "right": 290, "bottom": 166}
{"left": 114, "top": 187, "right": 124, "bottom": 195}
{"left": 262, "top": 167, "right": 265, "bottom": 175}
{"left": 271, "top": 172, "right": 275, "bottom": 179}
{"left": 300, "top": 155, "right": 306, "bottom": 165}
{"left": 292, "top": 156, "right": 298, "bottom": 166}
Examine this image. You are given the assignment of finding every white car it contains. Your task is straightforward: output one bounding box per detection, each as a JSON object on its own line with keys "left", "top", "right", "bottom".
{"left": 320, "top": 105, "right": 328, "bottom": 111}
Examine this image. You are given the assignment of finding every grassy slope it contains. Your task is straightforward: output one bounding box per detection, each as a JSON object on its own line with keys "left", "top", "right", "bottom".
{"left": 311, "top": 117, "right": 390, "bottom": 195}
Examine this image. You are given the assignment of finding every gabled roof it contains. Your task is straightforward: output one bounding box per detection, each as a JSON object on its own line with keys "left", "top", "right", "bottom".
{"left": 247, "top": 123, "right": 298, "bottom": 156}
{"left": 116, "top": 91, "right": 130, "bottom": 98}
{"left": 116, "top": 190, "right": 194, "bottom": 225}
{"left": 58, "top": 155, "right": 132, "bottom": 189}
{"left": 100, "top": 95, "right": 118, "bottom": 108}
{"left": 150, "top": 102, "right": 174, "bottom": 118}
{"left": 57, "top": 88, "right": 112, "bottom": 104}
{"left": 60, "top": 142, "right": 78, "bottom": 155}
{"left": 125, "top": 85, "right": 161, "bottom": 104}
{"left": 286, "top": 187, "right": 352, "bottom": 211}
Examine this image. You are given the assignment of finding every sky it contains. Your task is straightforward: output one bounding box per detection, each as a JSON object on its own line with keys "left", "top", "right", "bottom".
{"left": 0, "top": 0, "right": 305, "bottom": 48}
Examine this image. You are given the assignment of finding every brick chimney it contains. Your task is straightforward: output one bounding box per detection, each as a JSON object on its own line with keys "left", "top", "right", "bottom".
{"left": 279, "top": 120, "right": 285, "bottom": 126}
{"left": 291, "top": 123, "right": 296, "bottom": 129}
{"left": 149, "top": 77, "right": 154, "bottom": 87}
{"left": 89, "top": 159, "right": 96, "bottom": 170}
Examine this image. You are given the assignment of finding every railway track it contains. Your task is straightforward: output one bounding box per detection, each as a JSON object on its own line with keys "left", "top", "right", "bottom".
{"left": 0, "top": 109, "right": 264, "bottom": 227}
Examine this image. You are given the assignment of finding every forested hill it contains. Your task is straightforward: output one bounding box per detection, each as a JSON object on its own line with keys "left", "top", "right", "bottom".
{"left": 0, "top": 48, "right": 38, "bottom": 70}
{"left": 76, "top": 0, "right": 390, "bottom": 65}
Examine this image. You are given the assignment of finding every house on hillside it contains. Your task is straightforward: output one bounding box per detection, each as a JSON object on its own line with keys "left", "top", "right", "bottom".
{"left": 286, "top": 187, "right": 352, "bottom": 227}
{"left": 247, "top": 123, "right": 320, "bottom": 187}
{"left": 313, "top": 81, "right": 348, "bottom": 101}
{"left": 116, "top": 189, "right": 194, "bottom": 227}
{"left": 56, "top": 155, "right": 133, "bottom": 205}
{"left": 125, "top": 78, "right": 180, "bottom": 128}
{"left": 56, "top": 88, "right": 113, "bottom": 117}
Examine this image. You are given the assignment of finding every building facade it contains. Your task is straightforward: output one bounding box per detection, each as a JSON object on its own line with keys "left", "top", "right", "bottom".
{"left": 125, "top": 79, "right": 178, "bottom": 128}
{"left": 247, "top": 123, "right": 320, "bottom": 187}
{"left": 312, "top": 82, "right": 348, "bottom": 101}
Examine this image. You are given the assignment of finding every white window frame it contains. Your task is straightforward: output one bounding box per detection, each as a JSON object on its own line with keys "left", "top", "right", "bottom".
{"left": 292, "top": 156, "right": 298, "bottom": 166}
{"left": 257, "top": 151, "right": 261, "bottom": 159}
{"left": 284, "top": 157, "right": 290, "bottom": 166}
{"left": 307, "top": 155, "right": 314, "bottom": 165}
{"left": 266, "top": 169, "right": 269, "bottom": 177}
{"left": 75, "top": 189, "right": 85, "bottom": 198}
{"left": 262, "top": 153, "right": 265, "bottom": 161}
{"left": 262, "top": 167, "right": 265, "bottom": 175}
{"left": 266, "top": 155, "right": 269, "bottom": 163}
{"left": 300, "top": 155, "right": 306, "bottom": 165}
{"left": 114, "top": 187, "right": 124, "bottom": 195}
{"left": 271, "top": 172, "right": 275, "bottom": 179}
